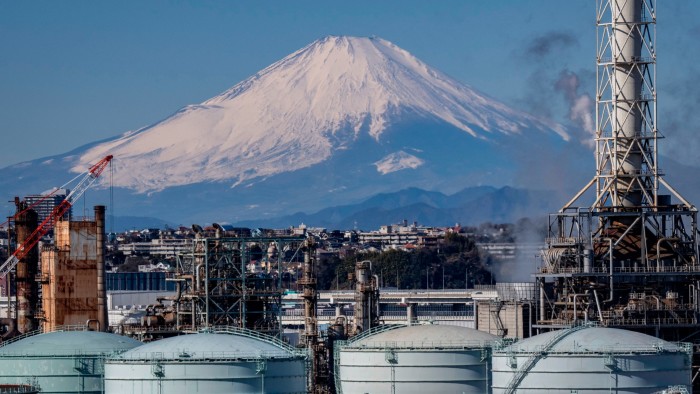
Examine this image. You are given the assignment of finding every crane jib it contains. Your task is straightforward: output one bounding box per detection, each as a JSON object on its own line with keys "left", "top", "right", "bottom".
{"left": 0, "top": 154, "right": 113, "bottom": 279}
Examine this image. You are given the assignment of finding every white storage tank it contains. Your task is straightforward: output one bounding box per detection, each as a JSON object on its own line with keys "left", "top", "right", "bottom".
{"left": 336, "top": 324, "right": 499, "bottom": 394}
{"left": 0, "top": 328, "right": 141, "bottom": 393}
{"left": 104, "top": 327, "right": 307, "bottom": 393}
{"left": 491, "top": 325, "right": 692, "bottom": 393}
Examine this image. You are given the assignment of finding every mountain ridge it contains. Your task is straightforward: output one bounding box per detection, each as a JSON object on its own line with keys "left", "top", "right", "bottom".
{"left": 0, "top": 35, "right": 594, "bottom": 225}
{"left": 234, "top": 185, "right": 560, "bottom": 230}
{"left": 73, "top": 35, "right": 569, "bottom": 192}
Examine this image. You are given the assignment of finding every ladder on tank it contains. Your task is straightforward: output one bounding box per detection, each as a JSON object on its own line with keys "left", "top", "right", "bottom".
{"left": 504, "top": 323, "right": 591, "bottom": 394}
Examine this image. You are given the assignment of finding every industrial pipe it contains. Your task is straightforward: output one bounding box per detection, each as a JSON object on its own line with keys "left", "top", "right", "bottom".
{"left": 572, "top": 294, "right": 588, "bottom": 324}
{"left": 86, "top": 319, "right": 100, "bottom": 332}
{"left": 593, "top": 289, "right": 604, "bottom": 321}
{"left": 604, "top": 238, "right": 615, "bottom": 303}
{"left": 0, "top": 318, "right": 17, "bottom": 340}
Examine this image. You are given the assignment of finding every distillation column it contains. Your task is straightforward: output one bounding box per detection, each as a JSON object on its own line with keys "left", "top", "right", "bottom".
{"left": 353, "top": 260, "right": 379, "bottom": 334}
{"left": 299, "top": 240, "right": 318, "bottom": 392}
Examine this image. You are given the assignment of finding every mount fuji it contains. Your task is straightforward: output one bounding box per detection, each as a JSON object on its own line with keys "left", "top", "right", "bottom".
{"left": 0, "top": 36, "right": 591, "bottom": 228}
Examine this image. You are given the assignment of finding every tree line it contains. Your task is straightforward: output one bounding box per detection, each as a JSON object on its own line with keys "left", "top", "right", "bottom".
{"left": 316, "top": 233, "right": 494, "bottom": 290}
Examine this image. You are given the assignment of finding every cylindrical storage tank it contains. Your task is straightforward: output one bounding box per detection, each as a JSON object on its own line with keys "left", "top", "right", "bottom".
{"left": 492, "top": 326, "right": 692, "bottom": 393}
{"left": 105, "top": 327, "right": 307, "bottom": 393}
{"left": 0, "top": 329, "right": 141, "bottom": 393}
{"left": 336, "top": 324, "right": 499, "bottom": 394}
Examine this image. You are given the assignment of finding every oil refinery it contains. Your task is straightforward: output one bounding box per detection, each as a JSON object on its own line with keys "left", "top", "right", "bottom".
{"left": 0, "top": 0, "right": 698, "bottom": 393}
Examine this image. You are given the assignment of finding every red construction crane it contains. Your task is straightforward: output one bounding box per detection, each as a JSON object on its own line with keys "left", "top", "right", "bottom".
{"left": 0, "top": 155, "right": 113, "bottom": 279}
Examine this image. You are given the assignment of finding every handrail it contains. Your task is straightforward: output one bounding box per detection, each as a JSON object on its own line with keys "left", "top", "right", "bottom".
{"left": 0, "top": 324, "right": 90, "bottom": 348}
{"left": 504, "top": 323, "right": 592, "bottom": 394}
{"left": 345, "top": 324, "right": 404, "bottom": 345}
{"left": 345, "top": 338, "right": 497, "bottom": 350}
{"left": 538, "top": 265, "right": 700, "bottom": 275}
{"left": 199, "top": 325, "right": 299, "bottom": 353}
{"left": 114, "top": 325, "right": 307, "bottom": 362}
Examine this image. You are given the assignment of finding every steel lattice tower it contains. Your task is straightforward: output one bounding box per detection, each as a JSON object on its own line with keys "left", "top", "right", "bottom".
{"left": 595, "top": 0, "right": 657, "bottom": 209}
{"left": 536, "top": 3, "right": 700, "bottom": 380}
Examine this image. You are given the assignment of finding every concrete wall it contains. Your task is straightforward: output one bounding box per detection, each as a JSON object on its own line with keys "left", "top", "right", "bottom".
{"left": 476, "top": 301, "right": 531, "bottom": 339}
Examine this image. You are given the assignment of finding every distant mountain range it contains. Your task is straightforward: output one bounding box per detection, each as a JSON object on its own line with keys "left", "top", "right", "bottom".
{"left": 235, "top": 185, "right": 561, "bottom": 230}
{"left": 0, "top": 35, "right": 625, "bottom": 230}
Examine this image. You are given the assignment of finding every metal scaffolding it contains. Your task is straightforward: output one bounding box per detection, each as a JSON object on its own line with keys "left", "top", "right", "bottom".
{"left": 173, "top": 235, "right": 306, "bottom": 337}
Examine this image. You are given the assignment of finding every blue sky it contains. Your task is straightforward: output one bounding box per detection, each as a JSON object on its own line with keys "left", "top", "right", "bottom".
{"left": 1, "top": 1, "right": 699, "bottom": 168}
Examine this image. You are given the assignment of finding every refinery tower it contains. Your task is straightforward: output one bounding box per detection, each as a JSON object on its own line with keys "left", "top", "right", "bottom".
{"left": 537, "top": 0, "right": 700, "bottom": 356}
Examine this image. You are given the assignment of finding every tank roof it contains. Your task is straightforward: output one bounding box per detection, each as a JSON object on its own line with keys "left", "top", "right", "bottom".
{"left": 116, "top": 329, "right": 301, "bottom": 361}
{"left": 347, "top": 324, "right": 498, "bottom": 349}
{"left": 0, "top": 330, "right": 141, "bottom": 356}
{"left": 500, "top": 326, "right": 688, "bottom": 354}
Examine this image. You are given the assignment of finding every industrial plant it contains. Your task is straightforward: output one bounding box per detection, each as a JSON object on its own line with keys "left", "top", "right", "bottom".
{"left": 0, "top": 0, "right": 697, "bottom": 393}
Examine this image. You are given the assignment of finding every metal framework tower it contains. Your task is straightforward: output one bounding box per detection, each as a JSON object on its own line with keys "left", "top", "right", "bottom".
{"left": 298, "top": 239, "right": 320, "bottom": 393}
{"left": 172, "top": 234, "right": 306, "bottom": 337}
{"left": 594, "top": 0, "right": 657, "bottom": 209}
{"left": 536, "top": 0, "right": 700, "bottom": 346}
{"left": 352, "top": 260, "right": 379, "bottom": 335}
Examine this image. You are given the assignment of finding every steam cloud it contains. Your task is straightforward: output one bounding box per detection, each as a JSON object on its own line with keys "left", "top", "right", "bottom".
{"left": 555, "top": 70, "right": 595, "bottom": 146}
{"left": 517, "top": 31, "right": 595, "bottom": 147}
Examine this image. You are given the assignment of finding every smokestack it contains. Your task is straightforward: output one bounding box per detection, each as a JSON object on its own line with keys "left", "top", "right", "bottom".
{"left": 612, "top": 0, "right": 644, "bottom": 208}
{"left": 94, "top": 205, "right": 108, "bottom": 332}
{"left": 15, "top": 200, "right": 38, "bottom": 334}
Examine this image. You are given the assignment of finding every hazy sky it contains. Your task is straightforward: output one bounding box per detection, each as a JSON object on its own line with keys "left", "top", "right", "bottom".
{"left": 1, "top": 1, "right": 699, "bottom": 168}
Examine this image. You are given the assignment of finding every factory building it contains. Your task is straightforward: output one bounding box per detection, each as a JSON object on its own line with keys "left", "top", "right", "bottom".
{"left": 38, "top": 206, "right": 108, "bottom": 331}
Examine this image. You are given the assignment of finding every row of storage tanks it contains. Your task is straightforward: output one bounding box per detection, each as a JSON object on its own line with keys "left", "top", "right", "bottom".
{"left": 0, "top": 323, "right": 691, "bottom": 393}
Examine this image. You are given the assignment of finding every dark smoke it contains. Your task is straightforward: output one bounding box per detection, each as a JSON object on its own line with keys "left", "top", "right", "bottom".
{"left": 523, "top": 31, "right": 578, "bottom": 60}
{"left": 515, "top": 31, "right": 594, "bottom": 146}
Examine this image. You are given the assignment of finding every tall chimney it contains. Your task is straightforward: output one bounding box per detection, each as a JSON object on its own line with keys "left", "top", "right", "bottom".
{"left": 15, "top": 200, "right": 38, "bottom": 334}
{"left": 94, "top": 205, "right": 108, "bottom": 332}
{"left": 612, "top": 0, "right": 644, "bottom": 208}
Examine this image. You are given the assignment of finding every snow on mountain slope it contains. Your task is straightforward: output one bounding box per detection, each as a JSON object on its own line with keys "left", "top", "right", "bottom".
{"left": 374, "top": 151, "right": 425, "bottom": 174}
{"left": 76, "top": 35, "right": 568, "bottom": 192}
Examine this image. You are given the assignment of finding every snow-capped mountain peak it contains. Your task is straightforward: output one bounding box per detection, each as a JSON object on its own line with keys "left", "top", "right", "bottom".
{"left": 75, "top": 35, "right": 568, "bottom": 192}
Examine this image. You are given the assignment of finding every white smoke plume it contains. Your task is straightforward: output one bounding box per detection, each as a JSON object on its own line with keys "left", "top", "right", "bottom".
{"left": 555, "top": 70, "right": 595, "bottom": 146}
